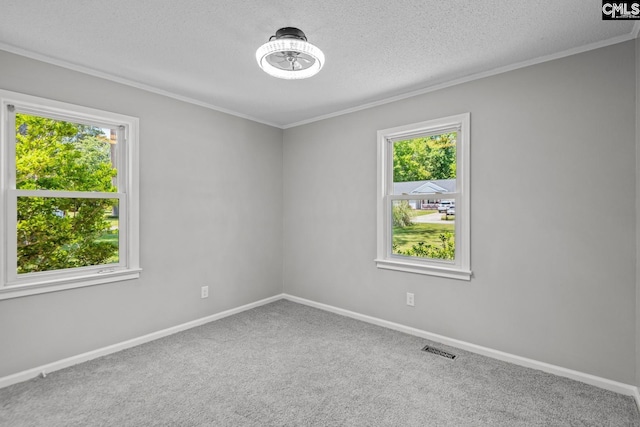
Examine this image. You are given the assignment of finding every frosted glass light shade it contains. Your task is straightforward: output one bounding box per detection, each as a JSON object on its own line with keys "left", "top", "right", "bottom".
{"left": 256, "top": 38, "right": 325, "bottom": 80}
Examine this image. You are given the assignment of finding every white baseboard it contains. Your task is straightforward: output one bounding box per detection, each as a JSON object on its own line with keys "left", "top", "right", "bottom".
{"left": 283, "top": 294, "right": 640, "bottom": 400}
{"left": 0, "top": 294, "right": 284, "bottom": 389}
{"left": 3, "top": 291, "right": 640, "bottom": 410}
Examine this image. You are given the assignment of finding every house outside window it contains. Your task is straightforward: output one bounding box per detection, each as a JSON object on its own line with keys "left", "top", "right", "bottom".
{"left": 0, "top": 90, "right": 140, "bottom": 299}
{"left": 375, "top": 113, "right": 470, "bottom": 280}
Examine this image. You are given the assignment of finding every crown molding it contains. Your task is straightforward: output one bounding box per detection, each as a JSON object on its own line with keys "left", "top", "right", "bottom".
{"left": 0, "top": 42, "right": 281, "bottom": 129}
{"left": 282, "top": 32, "right": 638, "bottom": 129}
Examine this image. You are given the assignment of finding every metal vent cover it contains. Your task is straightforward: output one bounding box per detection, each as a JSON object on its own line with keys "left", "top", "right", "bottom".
{"left": 422, "top": 345, "right": 457, "bottom": 360}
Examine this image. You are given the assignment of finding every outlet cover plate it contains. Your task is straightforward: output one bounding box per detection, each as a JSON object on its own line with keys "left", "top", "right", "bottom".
{"left": 406, "top": 292, "right": 414, "bottom": 306}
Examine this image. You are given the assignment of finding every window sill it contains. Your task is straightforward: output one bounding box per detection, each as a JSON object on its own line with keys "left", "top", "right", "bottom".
{"left": 375, "top": 258, "right": 471, "bottom": 281}
{"left": 0, "top": 268, "right": 142, "bottom": 300}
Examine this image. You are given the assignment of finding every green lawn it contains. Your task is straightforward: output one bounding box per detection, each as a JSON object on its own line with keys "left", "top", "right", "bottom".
{"left": 96, "top": 232, "right": 118, "bottom": 244}
{"left": 393, "top": 222, "right": 454, "bottom": 254}
{"left": 413, "top": 209, "right": 437, "bottom": 216}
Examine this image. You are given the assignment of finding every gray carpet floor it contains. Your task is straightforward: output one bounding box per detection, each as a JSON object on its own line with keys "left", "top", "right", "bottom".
{"left": 1, "top": 300, "right": 639, "bottom": 426}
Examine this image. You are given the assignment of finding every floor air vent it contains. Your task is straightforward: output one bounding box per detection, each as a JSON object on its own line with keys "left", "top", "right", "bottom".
{"left": 422, "top": 345, "right": 457, "bottom": 360}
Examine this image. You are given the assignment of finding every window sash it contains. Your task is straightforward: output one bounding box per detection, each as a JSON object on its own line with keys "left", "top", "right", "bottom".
{"left": 6, "top": 190, "right": 127, "bottom": 285}
{"left": 384, "top": 194, "right": 460, "bottom": 262}
{"left": 385, "top": 193, "right": 460, "bottom": 201}
{"left": 8, "top": 110, "right": 126, "bottom": 192}
{"left": 385, "top": 139, "right": 463, "bottom": 196}
{"left": 386, "top": 124, "right": 461, "bottom": 144}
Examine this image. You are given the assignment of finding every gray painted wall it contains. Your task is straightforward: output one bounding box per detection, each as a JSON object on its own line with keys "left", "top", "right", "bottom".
{"left": 636, "top": 37, "right": 640, "bottom": 388}
{"left": 0, "top": 50, "right": 284, "bottom": 378}
{"left": 283, "top": 41, "right": 637, "bottom": 384}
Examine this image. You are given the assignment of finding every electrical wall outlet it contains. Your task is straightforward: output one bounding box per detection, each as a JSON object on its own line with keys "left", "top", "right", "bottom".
{"left": 201, "top": 286, "right": 209, "bottom": 299}
{"left": 406, "top": 292, "right": 415, "bottom": 307}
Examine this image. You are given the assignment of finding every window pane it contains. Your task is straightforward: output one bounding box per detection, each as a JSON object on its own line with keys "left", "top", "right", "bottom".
{"left": 15, "top": 113, "right": 118, "bottom": 192}
{"left": 392, "top": 132, "right": 457, "bottom": 195}
{"left": 17, "top": 197, "right": 119, "bottom": 274}
{"left": 391, "top": 199, "right": 455, "bottom": 260}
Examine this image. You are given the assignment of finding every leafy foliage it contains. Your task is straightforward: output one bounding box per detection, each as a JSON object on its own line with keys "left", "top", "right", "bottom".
{"left": 394, "top": 232, "right": 455, "bottom": 260}
{"left": 15, "top": 114, "right": 118, "bottom": 274}
{"left": 393, "top": 133, "right": 456, "bottom": 182}
{"left": 392, "top": 201, "right": 415, "bottom": 227}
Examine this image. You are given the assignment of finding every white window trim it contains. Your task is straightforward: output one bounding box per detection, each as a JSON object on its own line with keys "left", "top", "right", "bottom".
{"left": 0, "top": 89, "right": 140, "bottom": 299}
{"left": 375, "top": 113, "right": 471, "bottom": 280}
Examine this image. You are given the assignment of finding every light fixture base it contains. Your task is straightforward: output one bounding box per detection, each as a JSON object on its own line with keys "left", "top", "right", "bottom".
{"left": 273, "top": 27, "right": 307, "bottom": 41}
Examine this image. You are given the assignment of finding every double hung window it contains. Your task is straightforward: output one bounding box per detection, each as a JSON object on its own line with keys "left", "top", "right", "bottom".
{"left": 376, "top": 113, "right": 470, "bottom": 280}
{"left": 0, "top": 90, "right": 140, "bottom": 299}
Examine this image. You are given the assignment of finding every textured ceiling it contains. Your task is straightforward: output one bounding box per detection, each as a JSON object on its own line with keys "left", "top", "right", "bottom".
{"left": 0, "top": 1, "right": 637, "bottom": 128}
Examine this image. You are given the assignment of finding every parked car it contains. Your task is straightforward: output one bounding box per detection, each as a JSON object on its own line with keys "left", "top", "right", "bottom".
{"left": 446, "top": 207, "right": 455, "bottom": 216}
{"left": 437, "top": 201, "right": 454, "bottom": 213}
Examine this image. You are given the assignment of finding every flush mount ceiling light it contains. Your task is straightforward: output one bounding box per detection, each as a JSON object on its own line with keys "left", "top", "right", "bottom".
{"left": 256, "top": 27, "right": 325, "bottom": 80}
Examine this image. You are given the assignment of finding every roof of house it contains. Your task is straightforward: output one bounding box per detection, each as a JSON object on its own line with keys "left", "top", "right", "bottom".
{"left": 393, "top": 179, "right": 455, "bottom": 195}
